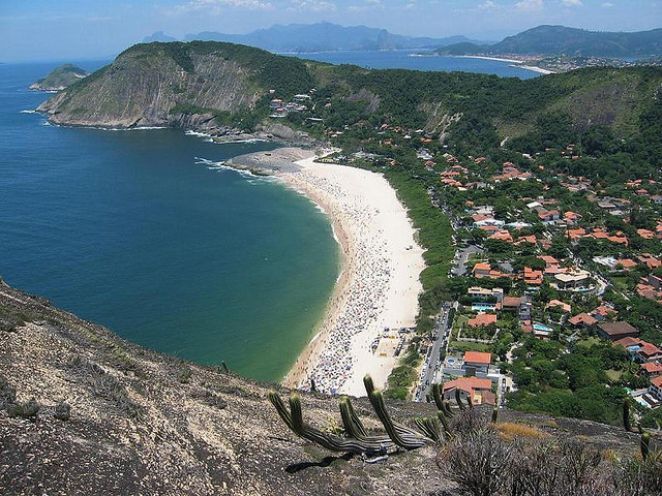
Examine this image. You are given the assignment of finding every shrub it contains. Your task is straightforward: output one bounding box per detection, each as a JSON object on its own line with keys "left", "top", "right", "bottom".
{"left": 54, "top": 401, "right": 71, "bottom": 421}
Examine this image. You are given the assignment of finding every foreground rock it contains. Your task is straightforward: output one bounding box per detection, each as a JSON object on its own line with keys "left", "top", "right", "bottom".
{"left": 0, "top": 280, "right": 644, "bottom": 495}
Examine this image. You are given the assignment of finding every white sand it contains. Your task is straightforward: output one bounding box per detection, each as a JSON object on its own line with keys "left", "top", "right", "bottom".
{"left": 280, "top": 154, "right": 425, "bottom": 397}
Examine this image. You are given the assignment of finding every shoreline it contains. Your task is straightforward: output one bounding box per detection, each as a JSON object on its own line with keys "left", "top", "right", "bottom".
{"left": 457, "top": 55, "right": 555, "bottom": 75}
{"left": 230, "top": 148, "right": 425, "bottom": 396}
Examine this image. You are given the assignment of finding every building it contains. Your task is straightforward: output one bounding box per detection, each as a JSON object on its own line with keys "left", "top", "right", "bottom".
{"left": 568, "top": 312, "right": 597, "bottom": 328}
{"left": 472, "top": 262, "right": 491, "bottom": 279}
{"left": 467, "top": 287, "right": 504, "bottom": 302}
{"left": 463, "top": 351, "right": 492, "bottom": 375}
{"left": 649, "top": 376, "right": 662, "bottom": 402}
{"left": 641, "top": 362, "right": 662, "bottom": 377}
{"left": 467, "top": 313, "right": 497, "bottom": 328}
{"left": 442, "top": 377, "right": 496, "bottom": 406}
{"left": 553, "top": 270, "right": 593, "bottom": 292}
{"left": 597, "top": 321, "right": 639, "bottom": 341}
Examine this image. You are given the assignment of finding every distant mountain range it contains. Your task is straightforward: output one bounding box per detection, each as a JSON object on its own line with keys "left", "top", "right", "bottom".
{"left": 438, "top": 25, "right": 662, "bottom": 58}
{"left": 143, "top": 22, "right": 482, "bottom": 53}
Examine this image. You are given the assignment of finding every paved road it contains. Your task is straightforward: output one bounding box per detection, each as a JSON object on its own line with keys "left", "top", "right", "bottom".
{"left": 414, "top": 302, "right": 454, "bottom": 401}
{"left": 452, "top": 244, "right": 482, "bottom": 277}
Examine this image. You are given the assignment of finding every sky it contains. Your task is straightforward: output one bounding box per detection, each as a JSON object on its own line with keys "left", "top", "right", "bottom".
{"left": 1, "top": 0, "right": 661, "bottom": 61}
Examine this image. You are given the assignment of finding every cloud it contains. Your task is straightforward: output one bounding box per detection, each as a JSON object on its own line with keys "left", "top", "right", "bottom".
{"left": 478, "top": 0, "right": 498, "bottom": 10}
{"left": 601, "top": 1, "right": 614, "bottom": 6}
{"left": 178, "top": 0, "right": 275, "bottom": 13}
{"left": 514, "top": 0, "right": 544, "bottom": 12}
{"left": 288, "top": 0, "right": 337, "bottom": 11}
{"left": 561, "top": 0, "right": 582, "bottom": 6}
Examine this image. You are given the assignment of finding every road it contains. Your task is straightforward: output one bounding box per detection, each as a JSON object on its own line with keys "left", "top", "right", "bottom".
{"left": 452, "top": 244, "right": 482, "bottom": 277}
{"left": 414, "top": 301, "right": 454, "bottom": 401}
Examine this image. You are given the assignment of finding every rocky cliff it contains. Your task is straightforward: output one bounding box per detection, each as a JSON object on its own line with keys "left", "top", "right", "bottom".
{"left": 0, "top": 280, "right": 651, "bottom": 496}
{"left": 37, "top": 43, "right": 269, "bottom": 128}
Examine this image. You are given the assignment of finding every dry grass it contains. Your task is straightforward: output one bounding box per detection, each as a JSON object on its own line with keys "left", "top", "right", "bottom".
{"left": 497, "top": 422, "right": 547, "bottom": 441}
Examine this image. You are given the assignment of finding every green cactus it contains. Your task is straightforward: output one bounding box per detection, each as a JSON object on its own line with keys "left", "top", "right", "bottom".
{"left": 269, "top": 391, "right": 390, "bottom": 456}
{"left": 431, "top": 383, "right": 444, "bottom": 411}
{"left": 491, "top": 407, "right": 499, "bottom": 423}
{"left": 369, "top": 390, "right": 428, "bottom": 450}
{"left": 443, "top": 400, "right": 454, "bottom": 417}
{"left": 640, "top": 432, "right": 650, "bottom": 460}
{"left": 454, "top": 388, "right": 466, "bottom": 411}
{"left": 623, "top": 398, "right": 633, "bottom": 432}
{"left": 436, "top": 411, "right": 452, "bottom": 438}
{"left": 363, "top": 374, "right": 375, "bottom": 397}
{"left": 415, "top": 416, "right": 441, "bottom": 442}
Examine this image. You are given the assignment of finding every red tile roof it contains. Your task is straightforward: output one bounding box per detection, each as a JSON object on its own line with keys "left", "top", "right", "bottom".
{"left": 464, "top": 351, "right": 492, "bottom": 365}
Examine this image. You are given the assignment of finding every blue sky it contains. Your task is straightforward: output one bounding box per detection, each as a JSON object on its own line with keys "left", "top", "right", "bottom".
{"left": 1, "top": 0, "right": 660, "bottom": 61}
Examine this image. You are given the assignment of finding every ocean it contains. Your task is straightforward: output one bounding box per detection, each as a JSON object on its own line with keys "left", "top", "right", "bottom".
{"left": 0, "top": 54, "right": 537, "bottom": 382}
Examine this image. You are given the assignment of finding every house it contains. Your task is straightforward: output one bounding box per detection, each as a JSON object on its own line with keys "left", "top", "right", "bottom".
{"left": 637, "top": 229, "right": 655, "bottom": 240}
{"left": 568, "top": 312, "right": 597, "bottom": 328}
{"left": 472, "top": 262, "right": 491, "bottom": 279}
{"left": 489, "top": 230, "right": 514, "bottom": 243}
{"left": 563, "top": 211, "right": 582, "bottom": 225}
{"left": 463, "top": 351, "right": 492, "bottom": 375}
{"left": 467, "top": 287, "right": 504, "bottom": 302}
{"left": 597, "top": 321, "right": 639, "bottom": 341}
{"left": 502, "top": 296, "right": 523, "bottom": 312}
{"left": 546, "top": 299, "right": 571, "bottom": 314}
{"left": 538, "top": 209, "right": 560, "bottom": 222}
{"left": 442, "top": 377, "right": 496, "bottom": 406}
{"left": 648, "top": 376, "right": 662, "bottom": 402}
{"left": 641, "top": 362, "right": 662, "bottom": 377}
{"left": 614, "top": 337, "right": 662, "bottom": 363}
{"left": 591, "top": 305, "right": 617, "bottom": 321}
{"left": 553, "top": 270, "right": 592, "bottom": 292}
{"left": 467, "top": 313, "right": 497, "bottom": 328}
{"left": 523, "top": 267, "right": 543, "bottom": 286}
{"left": 615, "top": 259, "right": 638, "bottom": 271}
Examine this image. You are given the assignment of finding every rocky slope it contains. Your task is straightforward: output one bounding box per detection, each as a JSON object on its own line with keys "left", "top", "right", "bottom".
{"left": 29, "top": 64, "right": 88, "bottom": 92}
{"left": 38, "top": 44, "right": 266, "bottom": 128}
{"left": 0, "top": 280, "right": 649, "bottom": 496}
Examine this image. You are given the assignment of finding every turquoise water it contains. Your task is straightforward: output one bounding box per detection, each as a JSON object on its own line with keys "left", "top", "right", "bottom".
{"left": 0, "top": 61, "right": 339, "bottom": 382}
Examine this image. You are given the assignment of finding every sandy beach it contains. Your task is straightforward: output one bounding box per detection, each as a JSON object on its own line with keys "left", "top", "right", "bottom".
{"left": 230, "top": 148, "right": 425, "bottom": 396}
{"left": 458, "top": 55, "right": 555, "bottom": 75}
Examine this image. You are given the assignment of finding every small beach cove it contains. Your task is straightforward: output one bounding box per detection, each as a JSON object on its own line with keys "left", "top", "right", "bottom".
{"left": 229, "top": 148, "right": 426, "bottom": 395}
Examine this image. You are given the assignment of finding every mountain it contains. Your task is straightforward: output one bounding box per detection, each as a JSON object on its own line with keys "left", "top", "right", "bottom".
{"left": 438, "top": 25, "right": 662, "bottom": 58}
{"left": 29, "top": 64, "right": 88, "bottom": 92}
{"left": 184, "top": 22, "right": 476, "bottom": 52}
{"left": 142, "top": 31, "right": 177, "bottom": 43}
{"left": 38, "top": 40, "right": 662, "bottom": 145}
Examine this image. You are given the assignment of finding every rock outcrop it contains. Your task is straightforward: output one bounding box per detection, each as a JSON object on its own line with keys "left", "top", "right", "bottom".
{"left": 29, "top": 64, "right": 88, "bottom": 92}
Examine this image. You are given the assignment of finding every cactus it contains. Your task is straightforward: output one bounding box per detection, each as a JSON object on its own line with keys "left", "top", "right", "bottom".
{"left": 443, "top": 400, "right": 454, "bottom": 417}
{"left": 415, "top": 416, "right": 441, "bottom": 442}
{"left": 640, "top": 432, "right": 650, "bottom": 461}
{"left": 491, "top": 407, "right": 499, "bottom": 423}
{"left": 270, "top": 392, "right": 390, "bottom": 456}
{"left": 310, "top": 379, "right": 317, "bottom": 393}
{"left": 623, "top": 398, "right": 633, "bottom": 432}
{"left": 432, "top": 383, "right": 444, "bottom": 411}
{"left": 369, "top": 390, "right": 428, "bottom": 450}
{"left": 454, "top": 388, "right": 466, "bottom": 411}
{"left": 437, "top": 411, "right": 452, "bottom": 438}
{"left": 363, "top": 374, "right": 375, "bottom": 397}
{"left": 467, "top": 393, "right": 474, "bottom": 409}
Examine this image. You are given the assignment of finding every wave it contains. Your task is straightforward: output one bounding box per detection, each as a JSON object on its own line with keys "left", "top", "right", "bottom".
{"left": 19, "top": 109, "right": 37, "bottom": 114}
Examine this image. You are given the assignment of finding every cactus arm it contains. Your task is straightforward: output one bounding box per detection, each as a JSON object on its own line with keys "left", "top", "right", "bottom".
{"left": 369, "top": 391, "right": 428, "bottom": 449}
{"left": 454, "top": 388, "right": 466, "bottom": 411}
{"left": 268, "top": 391, "right": 295, "bottom": 431}
{"left": 363, "top": 375, "right": 375, "bottom": 397}
{"left": 431, "top": 383, "right": 445, "bottom": 412}
{"left": 640, "top": 432, "right": 650, "bottom": 460}
{"left": 415, "top": 417, "right": 441, "bottom": 442}
{"left": 491, "top": 407, "right": 499, "bottom": 423}
{"left": 436, "top": 411, "right": 452, "bottom": 439}
{"left": 343, "top": 396, "right": 368, "bottom": 437}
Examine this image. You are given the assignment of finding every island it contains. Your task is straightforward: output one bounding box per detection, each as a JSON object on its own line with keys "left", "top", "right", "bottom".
{"left": 29, "top": 63, "right": 88, "bottom": 92}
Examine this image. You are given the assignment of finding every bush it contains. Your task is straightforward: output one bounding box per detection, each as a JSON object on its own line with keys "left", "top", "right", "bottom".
{"left": 7, "top": 398, "right": 39, "bottom": 421}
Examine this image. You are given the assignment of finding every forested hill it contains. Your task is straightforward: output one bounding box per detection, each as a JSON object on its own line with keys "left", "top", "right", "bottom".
{"left": 37, "top": 41, "right": 662, "bottom": 153}
{"left": 439, "top": 25, "right": 662, "bottom": 58}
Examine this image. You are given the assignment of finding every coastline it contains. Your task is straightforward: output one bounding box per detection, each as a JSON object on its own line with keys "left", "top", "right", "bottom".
{"left": 230, "top": 148, "right": 425, "bottom": 396}
{"left": 457, "top": 55, "right": 555, "bottom": 75}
